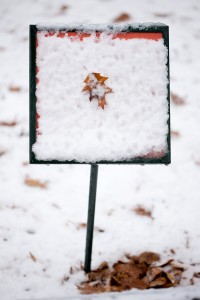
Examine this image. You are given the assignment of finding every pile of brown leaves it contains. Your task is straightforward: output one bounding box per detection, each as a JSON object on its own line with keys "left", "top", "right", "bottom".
{"left": 78, "top": 252, "right": 185, "bottom": 294}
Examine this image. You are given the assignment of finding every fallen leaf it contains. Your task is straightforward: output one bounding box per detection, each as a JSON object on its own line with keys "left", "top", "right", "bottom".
{"left": 194, "top": 272, "right": 200, "bottom": 278}
{"left": 76, "top": 222, "right": 104, "bottom": 232}
{"left": 29, "top": 252, "right": 37, "bottom": 262}
{"left": 159, "top": 259, "right": 174, "bottom": 268}
{"left": 82, "top": 73, "right": 113, "bottom": 110}
{"left": 138, "top": 252, "right": 160, "bottom": 265}
{"left": 78, "top": 282, "right": 105, "bottom": 294}
{"left": 59, "top": 4, "right": 69, "bottom": 13}
{"left": 9, "top": 85, "right": 21, "bottom": 92}
{"left": 171, "top": 130, "right": 180, "bottom": 137}
{"left": 149, "top": 276, "right": 167, "bottom": 287}
{"left": 24, "top": 177, "right": 48, "bottom": 189}
{"left": 113, "top": 13, "right": 131, "bottom": 23}
{"left": 113, "top": 261, "right": 146, "bottom": 278}
{"left": 171, "top": 92, "right": 185, "bottom": 105}
{"left": 145, "top": 266, "right": 163, "bottom": 282}
{"left": 133, "top": 206, "right": 153, "bottom": 219}
{"left": 0, "top": 149, "right": 6, "bottom": 157}
{"left": 61, "top": 274, "right": 69, "bottom": 285}
{"left": 0, "top": 121, "right": 17, "bottom": 127}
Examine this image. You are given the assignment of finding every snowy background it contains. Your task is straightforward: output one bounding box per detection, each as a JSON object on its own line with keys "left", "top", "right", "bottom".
{"left": 0, "top": 0, "right": 200, "bottom": 299}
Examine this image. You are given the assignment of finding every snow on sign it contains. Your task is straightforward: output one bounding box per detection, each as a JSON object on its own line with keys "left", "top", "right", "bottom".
{"left": 29, "top": 23, "right": 170, "bottom": 164}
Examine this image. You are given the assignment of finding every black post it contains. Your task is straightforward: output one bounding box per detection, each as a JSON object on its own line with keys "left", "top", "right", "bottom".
{"left": 84, "top": 164, "right": 99, "bottom": 273}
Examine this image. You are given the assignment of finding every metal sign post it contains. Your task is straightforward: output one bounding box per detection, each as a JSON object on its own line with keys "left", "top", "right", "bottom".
{"left": 84, "top": 164, "right": 98, "bottom": 273}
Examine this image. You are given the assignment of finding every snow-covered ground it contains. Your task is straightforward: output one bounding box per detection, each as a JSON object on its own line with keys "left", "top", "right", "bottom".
{"left": 0, "top": 0, "right": 200, "bottom": 299}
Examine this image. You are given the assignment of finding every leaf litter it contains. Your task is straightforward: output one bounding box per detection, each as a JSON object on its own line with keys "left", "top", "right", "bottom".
{"left": 133, "top": 206, "right": 153, "bottom": 219}
{"left": 77, "top": 252, "right": 187, "bottom": 294}
{"left": 24, "top": 177, "right": 48, "bottom": 189}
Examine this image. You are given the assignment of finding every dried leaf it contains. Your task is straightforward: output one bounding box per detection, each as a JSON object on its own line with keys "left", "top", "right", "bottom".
{"left": 0, "top": 121, "right": 17, "bottom": 127}
{"left": 98, "top": 97, "right": 107, "bottom": 110}
{"left": 171, "top": 130, "right": 180, "bottom": 137}
{"left": 110, "top": 272, "right": 147, "bottom": 290}
{"left": 113, "top": 262, "right": 146, "bottom": 279}
{"left": 149, "top": 276, "right": 167, "bottom": 287}
{"left": 82, "top": 73, "right": 113, "bottom": 110}
{"left": 98, "top": 261, "right": 109, "bottom": 270}
{"left": 138, "top": 252, "right": 160, "bottom": 265}
{"left": 76, "top": 222, "right": 104, "bottom": 232}
{"left": 170, "top": 261, "right": 186, "bottom": 271}
{"left": 59, "top": 5, "right": 69, "bottom": 13}
{"left": 159, "top": 259, "right": 174, "bottom": 268}
{"left": 146, "top": 266, "right": 163, "bottom": 282}
{"left": 166, "top": 270, "right": 182, "bottom": 285}
{"left": 78, "top": 282, "right": 105, "bottom": 294}
{"left": 61, "top": 274, "right": 69, "bottom": 284}
{"left": 29, "top": 252, "right": 37, "bottom": 262}
{"left": 0, "top": 149, "right": 6, "bottom": 157}
{"left": 113, "top": 13, "right": 131, "bottom": 23}
{"left": 194, "top": 272, "right": 200, "bottom": 278}
{"left": 133, "top": 206, "right": 153, "bottom": 219}
{"left": 9, "top": 85, "right": 21, "bottom": 92}
{"left": 24, "top": 177, "right": 48, "bottom": 189}
{"left": 171, "top": 92, "right": 185, "bottom": 105}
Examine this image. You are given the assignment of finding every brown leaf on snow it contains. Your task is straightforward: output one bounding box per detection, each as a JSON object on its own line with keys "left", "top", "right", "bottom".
{"left": 78, "top": 282, "right": 105, "bottom": 294}
{"left": 113, "top": 13, "right": 131, "bottom": 23}
{"left": 24, "top": 177, "right": 48, "bottom": 189}
{"left": 145, "top": 266, "right": 163, "bottom": 282}
{"left": 59, "top": 5, "right": 69, "bottom": 14}
{"left": 0, "top": 149, "right": 6, "bottom": 157}
{"left": 138, "top": 252, "right": 160, "bottom": 265}
{"left": 159, "top": 259, "right": 174, "bottom": 268}
{"left": 29, "top": 251, "right": 37, "bottom": 262}
{"left": 170, "top": 249, "right": 176, "bottom": 255}
{"left": 113, "top": 261, "right": 146, "bottom": 279}
{"left": 171, "top": 92, "right": 186, "bottom": 105}
{"left": 171, "top": 130, "right": 180, "bottom": 138}
{"left": 193, "top": 272, "right": 200, "bottom": 278}
{"left": 76, "top": 222, "right": 104, "bottom": 233}
{"left": 133, "top": 206, "right": 153, "bottom": 219}
{"left": 61, "top": 274, "right": 69, "bottom": 285}
{"left": 9, "top": 85, "right": 21, "bottom": 92}
{"left": 82, "top": 73, "right": 113, "bottom": 110}
{"left": 149, "top": 276, "right": 167, "bottom": 287}
{"left": 0, "top": 121, "right": 17, "bottom": 127}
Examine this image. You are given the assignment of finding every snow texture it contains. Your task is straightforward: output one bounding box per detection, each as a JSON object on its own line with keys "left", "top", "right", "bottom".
{"left": 37, "top": 22, "right": 166, "bottom": 33}
{"left": 33, "top": 30, "right": 168, "bottom": 162}
{"left": 0, "top": 0, "right": 200, "bottom": 299}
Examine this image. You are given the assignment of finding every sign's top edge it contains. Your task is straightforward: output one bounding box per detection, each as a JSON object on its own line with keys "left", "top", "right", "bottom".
{"left": 34, "top": 22, "right": 168, "bottom": 33}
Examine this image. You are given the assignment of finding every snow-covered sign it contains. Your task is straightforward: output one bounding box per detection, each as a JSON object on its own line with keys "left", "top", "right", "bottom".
{"left": 29, "top": 23, "right": 170, "bottom": 164}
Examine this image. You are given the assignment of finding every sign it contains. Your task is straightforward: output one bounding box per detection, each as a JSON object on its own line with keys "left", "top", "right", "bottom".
{"left": 30, "top": 23, "right": 170, "bottom": 164}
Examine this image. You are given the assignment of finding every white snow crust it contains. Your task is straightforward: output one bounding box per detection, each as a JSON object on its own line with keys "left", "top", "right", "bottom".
{"left": 37, "top": 22, "right": 166, "bottom": 33}
{"left": 33, "top": 32, "right": 168, "bottom": 162}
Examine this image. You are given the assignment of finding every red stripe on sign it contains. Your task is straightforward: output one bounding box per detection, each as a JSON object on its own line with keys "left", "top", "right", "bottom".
{"left": 44, "top": 31, "right": 163, "bottom": 41}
